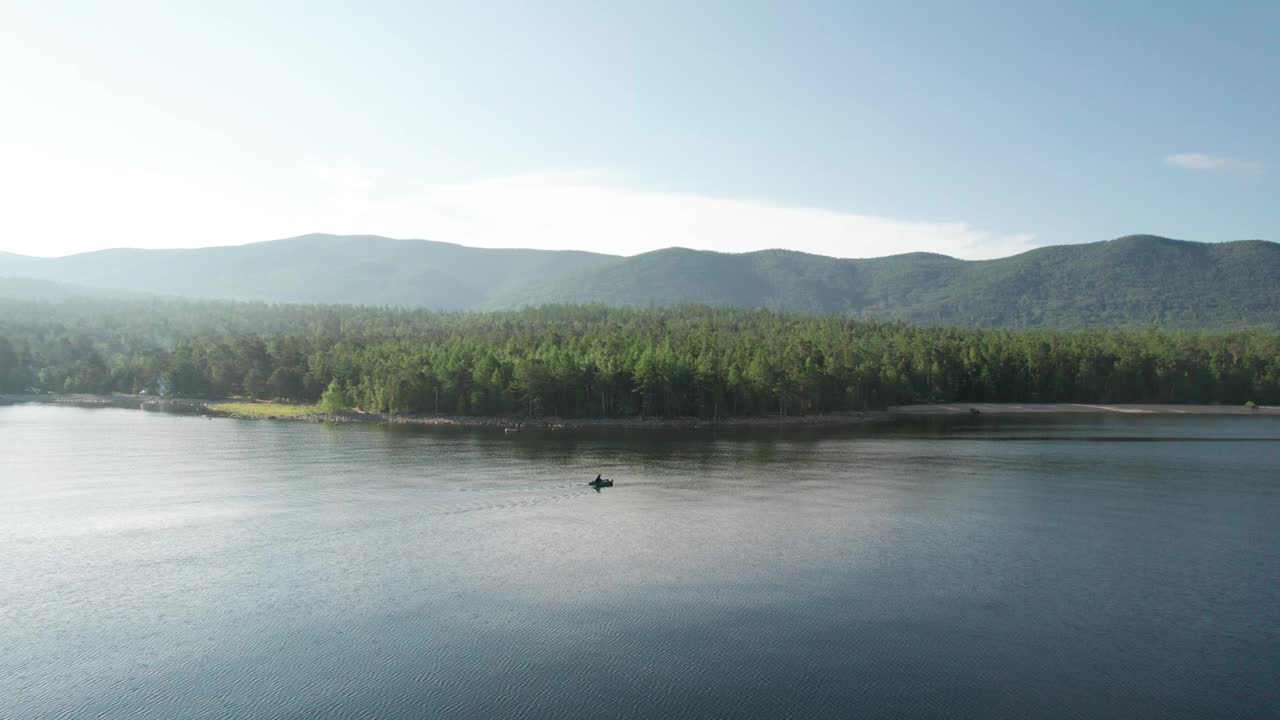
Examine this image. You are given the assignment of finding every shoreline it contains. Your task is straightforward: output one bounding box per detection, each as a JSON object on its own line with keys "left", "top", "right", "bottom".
{"left": 2, "top": 394, "right": 1277, "bottom": 427}
{"left": 888, "top": 402, "right": 1279, "bottom": 416}
{"left": 301, "top": 410, "right": 894, "bottom": 430}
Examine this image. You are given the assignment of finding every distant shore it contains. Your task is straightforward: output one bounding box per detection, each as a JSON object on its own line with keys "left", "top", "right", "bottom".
{"left": 300, "top": 410, "right": 893, "bottom": 430}
{"left": 1, "top": 394, "right": 1275, "bottom": 427}
{"left": 0, "top": 394, "right": 210, "bottom": 412}
{"left": 289, "top": 401, "right": 1280, "bottom": 428}
{"left": 889, "top": 402, "right": 1279, "bottom": 416}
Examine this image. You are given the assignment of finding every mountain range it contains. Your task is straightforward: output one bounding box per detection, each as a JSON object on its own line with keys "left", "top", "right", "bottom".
{"left": 2, "top": 234, "right": 1278, "bottom": 329}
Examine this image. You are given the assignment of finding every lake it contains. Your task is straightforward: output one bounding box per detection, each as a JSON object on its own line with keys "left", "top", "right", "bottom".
{"left": 3, "top": 405, "right": 1278, "bottom": 719}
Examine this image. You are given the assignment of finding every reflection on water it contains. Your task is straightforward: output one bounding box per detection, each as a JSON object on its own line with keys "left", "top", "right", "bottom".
{"left": 2, "top": 406, "right": 1279, "bottom": 719}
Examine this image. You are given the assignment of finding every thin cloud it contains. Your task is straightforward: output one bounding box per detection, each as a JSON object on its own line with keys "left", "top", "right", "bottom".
{"left": 0, "top": 145, "right": 1037, "bottom": 260}
{"left": 302, "top": 170, "right": 1040, "bottom": 261}
{"left": 1165, "top": 153, "right": 1261, "bottom": 174}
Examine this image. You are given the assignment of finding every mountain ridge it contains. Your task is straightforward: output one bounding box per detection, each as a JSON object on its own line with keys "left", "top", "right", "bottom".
{"left": 1, "top": 233, "right": 1277, "bottom": 328}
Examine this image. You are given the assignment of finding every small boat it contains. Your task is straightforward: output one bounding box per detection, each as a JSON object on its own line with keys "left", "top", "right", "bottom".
{"left": 588, "top": 477, "right": 614, "bottom": 488}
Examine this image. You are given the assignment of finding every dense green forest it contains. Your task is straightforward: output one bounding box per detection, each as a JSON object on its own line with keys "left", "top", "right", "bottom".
{"left": 1, "top": 299, "right": 1278, "bottom": 416}
{"left": 3, "top": 233, "right": 1279, "bottom": 328}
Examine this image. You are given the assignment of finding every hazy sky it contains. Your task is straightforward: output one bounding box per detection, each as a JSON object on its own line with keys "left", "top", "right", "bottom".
{"left": 1, "top": 1, "right": 1276, "bottom": 259}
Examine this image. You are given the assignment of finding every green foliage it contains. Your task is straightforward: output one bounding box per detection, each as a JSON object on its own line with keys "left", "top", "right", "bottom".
{"left": 2, "top": 234, "right": 1279, "bottom": 329}
{"left": 0, "top": 336, "right": 20, "bottom": 392}
{"left": 2, "top": 298, "right": 1279, "bottom": 417}
{"left": 317, "top": 380, "right": 351, "bottom": 414}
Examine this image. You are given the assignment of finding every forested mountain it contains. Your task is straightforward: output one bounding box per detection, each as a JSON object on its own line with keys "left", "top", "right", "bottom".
{"left": 0, "top": 277, "right": 148, "bottom": 301}
{"left": 0, "top": 236, "right": 609, "bottom": 309}
{"left": 2, "top": 234, "right": 1277, "bottom": 328}
{"left": 2, "top": 301, "right": 1278, "bottom": 413}
{"left": 514, "top": 236, "right": 1280, "bottom": 327}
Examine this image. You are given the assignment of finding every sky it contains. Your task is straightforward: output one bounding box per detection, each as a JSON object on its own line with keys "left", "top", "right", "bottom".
{"left": 1, "top": 0, "right": 1276, "bottom": 259}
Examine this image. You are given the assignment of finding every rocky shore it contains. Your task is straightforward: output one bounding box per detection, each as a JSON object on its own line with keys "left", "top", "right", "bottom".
{"left": 5, "top": 394, "right": 1275, "bottom": 428}
{"left": 889, "top": 402, "right": 1279, "bottom": 416}
{"left": 0, "top": 393, "right": 210, "bottom": 413}
{"left": 299, "top": 410, "right": 891, "bottom": 430}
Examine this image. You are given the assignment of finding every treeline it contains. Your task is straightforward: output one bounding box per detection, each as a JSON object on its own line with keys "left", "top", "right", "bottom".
{"left": 1, "top": 299, "right": 1278, "bottom": 416}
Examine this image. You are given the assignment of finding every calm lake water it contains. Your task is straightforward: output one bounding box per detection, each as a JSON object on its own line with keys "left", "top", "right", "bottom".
{"left": 3, "top": 405, "right": 1279, "bottom": 719}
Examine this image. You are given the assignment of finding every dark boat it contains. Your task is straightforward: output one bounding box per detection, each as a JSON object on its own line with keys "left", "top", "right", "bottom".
{"left": 588, "top": 477, "right": 614, "bottom": 488}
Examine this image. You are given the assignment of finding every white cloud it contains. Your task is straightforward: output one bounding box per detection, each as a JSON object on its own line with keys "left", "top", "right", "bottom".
{"left": 0, "top": 145, "right": 1036, "bottom": 260}
{"left": 347, "top": 173, "right": 1039, "bottom": 260}
{"left": 1165, "top": 153, "right": 1261, "bottom": 174}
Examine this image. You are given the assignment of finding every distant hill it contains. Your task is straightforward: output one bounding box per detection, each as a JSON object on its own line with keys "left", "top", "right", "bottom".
{"left": 0, "top": 276, "right": 150, "bottom": 302}
{"left": 0, "top": 236, "right": 610, "bottom": 310}
{"left": 1, "top": 233, "right": 1277, "bottom": 328}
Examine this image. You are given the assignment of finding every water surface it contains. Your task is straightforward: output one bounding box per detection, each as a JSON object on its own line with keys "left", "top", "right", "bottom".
{"left": 3, "top": 406, "right": 1278, "bottom": 719}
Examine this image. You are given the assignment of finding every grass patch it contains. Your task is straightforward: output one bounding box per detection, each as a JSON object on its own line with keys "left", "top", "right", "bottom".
{"left": 209, "top": 401, "right": 319, "bottom": 418}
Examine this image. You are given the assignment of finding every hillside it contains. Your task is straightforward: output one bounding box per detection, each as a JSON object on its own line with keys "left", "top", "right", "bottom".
{"left": 0, "top": 235, "right": 612, "bottom": 310}
{"left": 502, "top": 235, "right": 1280, "bottom": 327}
{"left": 0, "top": 277, "right": 150, "bottom": 301}
{"left": 1, "top": 234, "right": 1277, "bottom": 328}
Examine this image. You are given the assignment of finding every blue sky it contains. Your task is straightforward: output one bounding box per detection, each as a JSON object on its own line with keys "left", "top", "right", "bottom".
{"left": 1, "top": 1, "right": 1275, "bottom": 258}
